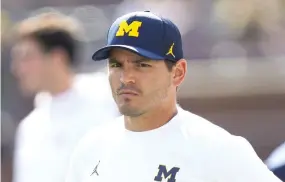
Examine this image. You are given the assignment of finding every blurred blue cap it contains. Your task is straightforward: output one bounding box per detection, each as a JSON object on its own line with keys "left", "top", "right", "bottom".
{"left": 92, "top": 11, "right": 183, "bottom": 62}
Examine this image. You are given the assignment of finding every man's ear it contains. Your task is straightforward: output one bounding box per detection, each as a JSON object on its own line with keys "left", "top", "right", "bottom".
{"left": 173, "top": 59, "right": 187, "bottom": 87}
{"left": 49, "top": 48, "right": 70, "bottom": 66}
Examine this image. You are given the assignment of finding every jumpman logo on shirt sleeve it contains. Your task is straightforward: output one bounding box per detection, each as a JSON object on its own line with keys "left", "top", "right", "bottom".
{"left": 91, "top": 160, "right": 100, "bottom": 176}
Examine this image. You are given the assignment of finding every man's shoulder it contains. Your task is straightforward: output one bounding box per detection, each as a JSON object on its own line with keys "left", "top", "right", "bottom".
{"left": 178, "top": 108, "right": 254, "bottom": 154}
{"left": 34, "top": 92, "right": 52, "bottom": 107}
{"left": 178, "top": 108, "right": 231, "bottom": 138}
{"left": 15, "top": 107, "right": 49, "bottom": 148}
{"left": 18, "top": 107, "right": 46, "bottom": 131}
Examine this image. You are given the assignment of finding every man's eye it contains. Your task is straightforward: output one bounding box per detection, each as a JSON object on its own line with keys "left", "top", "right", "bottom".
{"left": 137, "top": 63, "right": 151, "bottom": 67}
{"left": 109, "top": 63, "right": 121, "bottom": 68}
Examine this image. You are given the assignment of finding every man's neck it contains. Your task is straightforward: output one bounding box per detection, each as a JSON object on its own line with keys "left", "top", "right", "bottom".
{"left": 124, "top": 102, "right": 178, "bottom": 132}
{"left": 47, "top": 73, "right": 75, "bottom": 96}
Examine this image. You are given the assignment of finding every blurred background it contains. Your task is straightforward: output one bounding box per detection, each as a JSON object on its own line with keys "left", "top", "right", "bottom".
{"left": 1, "top": 0, "right": 285, "bottom": 182}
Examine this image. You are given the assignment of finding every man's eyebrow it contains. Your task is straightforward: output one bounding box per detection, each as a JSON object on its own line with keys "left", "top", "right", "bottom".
{"left": 108, "top": 58, "right": 119, "bottom": 63}
{"left": 132, "top": 58, "right": 151, "bottom": 63}
{"left": 108, "top": 57, "right": 151, "bottom": 63}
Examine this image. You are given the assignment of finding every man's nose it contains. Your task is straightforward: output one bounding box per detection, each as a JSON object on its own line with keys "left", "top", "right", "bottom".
{"left": 119, "top": 66, "right": 136, "bottom": 84}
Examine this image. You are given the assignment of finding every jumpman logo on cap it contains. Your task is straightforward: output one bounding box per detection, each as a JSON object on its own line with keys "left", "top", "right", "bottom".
{"left": 166, "top": 43, "right": 175, "bottom": 58}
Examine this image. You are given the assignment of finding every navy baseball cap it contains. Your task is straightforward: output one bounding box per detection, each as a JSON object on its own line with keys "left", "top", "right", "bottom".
{"left": 92, "top": 11, "right": 183, "bottom": 62}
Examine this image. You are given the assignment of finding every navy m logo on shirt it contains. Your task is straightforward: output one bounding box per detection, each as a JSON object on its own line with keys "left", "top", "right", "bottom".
{"left": 154, "top": 165, "right": 180, "bottom": 182}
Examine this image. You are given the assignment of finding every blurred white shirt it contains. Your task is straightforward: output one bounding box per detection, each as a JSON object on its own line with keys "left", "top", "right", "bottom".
{"left": 13, "top": 72, "right": 119, "bottom": 182}
{"left": 266, "top": 142, "right": 285, "bottom": 170}
{"left": 66, "top": 106, "right": 281, "bottom": 182}
{"left": 266, "top": 142, "right": 285, "bottom": 181}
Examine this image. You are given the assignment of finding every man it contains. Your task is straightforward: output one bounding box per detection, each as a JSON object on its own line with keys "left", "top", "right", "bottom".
{"left": 1, "top": 13, "right": 34, "bottom": 182}
{"left": 66, "top": 11, "right": 281, "bottom": 182}
{"left": 11, "top": 12, "right": 118, "bottom": 182}
{"left": 266, "top": 142, "right": 285, "bottom": 181}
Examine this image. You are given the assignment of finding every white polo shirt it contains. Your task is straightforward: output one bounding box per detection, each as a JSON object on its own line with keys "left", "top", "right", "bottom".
{"left": 66, "top": 106, "right": 281, "bottom": 182}
{"left": 13, "top": 72, "right": 119, "bottom": 182}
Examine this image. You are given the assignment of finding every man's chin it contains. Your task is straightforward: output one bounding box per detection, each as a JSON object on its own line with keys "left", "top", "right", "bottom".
{"left": 118, "top": 104, "right": 144, "bottom": 117}
{"left": 19, "top": 85, "right": 38, "bottom": 97}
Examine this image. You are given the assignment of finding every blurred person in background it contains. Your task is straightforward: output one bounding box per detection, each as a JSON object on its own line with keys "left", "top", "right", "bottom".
{"left": 66, "top": 11, "right": 281, "bottom": 182}
{"left": 266, "top": 142, "right": 285, "bottom": 181}
{"left": 11, "top": 12, "right": 119, "bottom": 182}
{"left": 1, "top": 11, "right": 35, "bottom": 182}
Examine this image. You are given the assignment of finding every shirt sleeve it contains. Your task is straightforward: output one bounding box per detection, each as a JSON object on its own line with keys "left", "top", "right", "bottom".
{"left": 212, "top": 136, "right": 282, "bottom": 182}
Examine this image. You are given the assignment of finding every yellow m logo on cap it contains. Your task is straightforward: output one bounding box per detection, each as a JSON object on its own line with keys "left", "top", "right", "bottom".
{"left": 116, "top": 20, "right": 142, "bottom": 37}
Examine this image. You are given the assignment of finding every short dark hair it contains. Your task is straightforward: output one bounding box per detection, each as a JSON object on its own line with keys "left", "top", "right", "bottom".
{"left": 14, "top": 12, "right": 82, "bottom": 65}
{"left": 164, "top": 59, "right": 179, "bottom": 91}
{"left": 24, "top": 29, "right": 78, "bottom": 65}
{"left": 164, "top": 59, "right": 176, "bottom": 71}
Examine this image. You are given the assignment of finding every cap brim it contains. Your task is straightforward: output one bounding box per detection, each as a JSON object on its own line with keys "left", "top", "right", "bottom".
{"left": 92, "top": 45, "right": 164, "bottom": 61}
